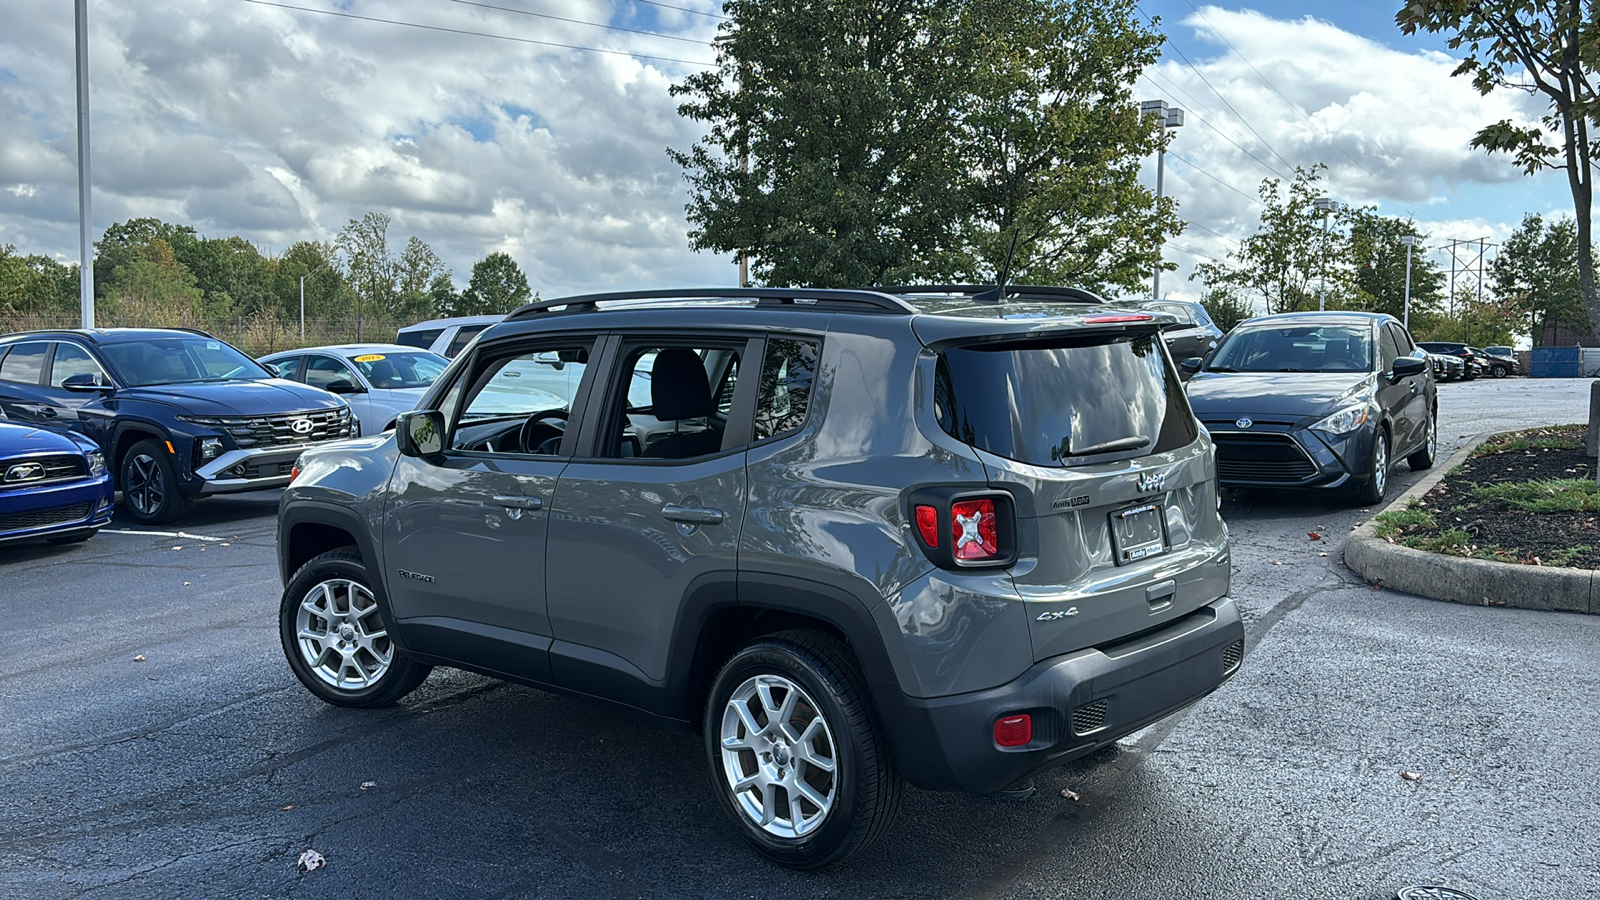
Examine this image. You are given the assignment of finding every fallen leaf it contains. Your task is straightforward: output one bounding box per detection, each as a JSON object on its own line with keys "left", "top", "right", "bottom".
{"left": 1308, "top": 532, "right": 1322, "bottom": 541}
{"left": 278, "top": 804, "right": 295, "bottom": 811}
{"left": 171, "top": 546, "right": 182, "bottom": 551}
{"left": 220, "top": 542, "right": 230, "bottom": 547}
{"left": 1059, "top": 788, "right": 1081, "bottom": 801}
{"left": 1270, "top": 560, "right": 1282, "bottom": 565}
{"left": 297, "top": 849, "right": 326, "bottom": 873}
{"left": 1318, "top": 552, "right": 1328, "bottom": 557}
{"left": 132, "top": 654, "right": 146, "bottom": 662}
{"left": 183, "top": 582, "right": 191, "bottom": 586}
{"left": 360, "top": 781, "right": 377, "bottom": 790}
{"left": 1400, "top": 771, "right": 1422, "bottom": 782}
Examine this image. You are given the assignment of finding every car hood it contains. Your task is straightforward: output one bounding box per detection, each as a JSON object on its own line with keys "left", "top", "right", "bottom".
{"left": 1185, "top": 371, "right": 1375, "bottom": 420}
{"left": 117, "top": 379, "right": 345, "bottom": 416}
{"left": 0, "top": 421, "right": 94, "bottom": 455}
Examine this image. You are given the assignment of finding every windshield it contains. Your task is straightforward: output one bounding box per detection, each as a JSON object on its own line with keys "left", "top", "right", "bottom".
{"left": 935, "top": 332, "right": 1197, "bottom": 467}
{"left": 100, "top": 337, "right": 271, "bottom": 386}
{"left": 1208, "top": 324, "right": 1373, "bottom": 373}
{"left": 349, "top": 350, "right": 447, "bottom": 390}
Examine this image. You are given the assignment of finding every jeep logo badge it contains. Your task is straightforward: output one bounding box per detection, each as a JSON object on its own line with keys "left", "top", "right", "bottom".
{"left": 4, "top": 462, "right": 45, "bottom": 483}
{"left": 290, "top": 418, "right": 314, "bottom": 435}
{"left": 1137, "top": 470, "right": 1166, "bottom": 494}
{"left": 1235, "top": 418, "right": 1253, "bottom": 429}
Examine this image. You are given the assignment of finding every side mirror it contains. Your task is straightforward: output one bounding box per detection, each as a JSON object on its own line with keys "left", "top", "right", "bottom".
{"left": 1392, "top": 357, "right": 1427, "bottom": 380}
{"left": 1180, "top": 357, "right": 1203, "bottom": 376}
{"left": 323, "top": 378, "right": 367, "bottom": 395}
{"left": 61, "top": 372, "right": 112, "bottom": 393}
{"left": 396, "top": 410, "right": 446, "bottom": 458}
{"left": 263, "top": 363, "right": 281, "bottom": 378}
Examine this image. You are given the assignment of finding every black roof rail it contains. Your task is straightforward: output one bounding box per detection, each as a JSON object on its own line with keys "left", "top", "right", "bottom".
{"left": 505, "top": 287, "right": 919, "bottom": 321}
{"left": 877, "top": 284, "right": 1108, "bottom": 304}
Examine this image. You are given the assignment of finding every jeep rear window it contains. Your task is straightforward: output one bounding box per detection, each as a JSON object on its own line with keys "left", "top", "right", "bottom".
{"left": 934, "top": 332, "right": 1196, "bottom": 467}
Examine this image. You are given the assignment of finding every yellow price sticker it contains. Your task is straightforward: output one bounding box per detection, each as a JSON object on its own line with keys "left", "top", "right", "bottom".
{"left": 353, "top": 354, "right": 386, "bottom": 362}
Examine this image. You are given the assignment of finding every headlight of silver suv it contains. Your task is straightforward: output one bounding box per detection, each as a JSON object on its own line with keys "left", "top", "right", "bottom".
{"left": 1312, "top": 404, "right": 1370, "bottom": 436}
{"left": 86, "top": 450, "right": 106, "bottom": 477}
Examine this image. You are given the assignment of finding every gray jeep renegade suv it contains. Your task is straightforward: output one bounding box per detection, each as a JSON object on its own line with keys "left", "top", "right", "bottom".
{"left": 276, "top": 285, "right": 1244, "bottom": 868}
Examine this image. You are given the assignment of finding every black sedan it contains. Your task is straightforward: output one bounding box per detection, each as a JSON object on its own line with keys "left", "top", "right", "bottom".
{"left": 1181, "top": 311, "right": 1437, "bottom": 506}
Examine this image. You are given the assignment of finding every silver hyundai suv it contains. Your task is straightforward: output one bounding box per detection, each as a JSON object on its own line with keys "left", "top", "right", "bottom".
{"left": 276, "top": 285, "right": 1244, "bottom": 868}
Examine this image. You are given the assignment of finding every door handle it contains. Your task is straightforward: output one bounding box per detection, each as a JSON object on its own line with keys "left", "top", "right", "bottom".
{"left": 492, "top": 494, "right": 542, "bottom": 510}
{"left": 662, "top": 505, "right": 724, "bottom": 525}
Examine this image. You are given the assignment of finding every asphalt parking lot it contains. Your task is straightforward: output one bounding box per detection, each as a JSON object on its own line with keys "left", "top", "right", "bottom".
{"left": 2, "top": 377, "right": 1597, "bottom": 899}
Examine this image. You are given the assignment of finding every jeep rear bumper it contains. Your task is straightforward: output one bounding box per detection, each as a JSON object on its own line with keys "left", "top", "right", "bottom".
{"left": 878, "top": 596, "right": 1243, "bottom": 794}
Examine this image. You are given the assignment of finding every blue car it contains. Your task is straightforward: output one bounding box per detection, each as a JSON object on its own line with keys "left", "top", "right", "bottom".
{"left": 0, "top": 420, "right": 114, "bottom": 545}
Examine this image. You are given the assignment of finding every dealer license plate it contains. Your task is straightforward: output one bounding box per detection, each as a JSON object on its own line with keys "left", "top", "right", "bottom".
{"left": 1111, "top": 503, "right": 1167, "bottom": 565}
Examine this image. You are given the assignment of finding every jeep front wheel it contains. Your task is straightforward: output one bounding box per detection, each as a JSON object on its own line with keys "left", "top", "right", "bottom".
{"left": 279, "top": 547, "right": 431, "bottom": 708}
{"left": 705, "top": 631, "right": 901, "bottom": 869}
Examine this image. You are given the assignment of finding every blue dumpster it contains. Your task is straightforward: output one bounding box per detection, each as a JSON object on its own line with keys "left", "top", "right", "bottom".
{"left": 1530, "top": 346, "right": 1582, "bottom": 377}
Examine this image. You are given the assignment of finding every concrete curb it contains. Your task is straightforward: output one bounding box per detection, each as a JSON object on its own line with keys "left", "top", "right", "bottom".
{"left": 1344, "top": 430, "right": 1597, "bottom": 614}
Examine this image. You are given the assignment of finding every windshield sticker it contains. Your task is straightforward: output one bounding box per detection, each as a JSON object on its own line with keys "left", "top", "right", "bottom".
{"left": 354, "top": 354, "right": 386, "bottom": 362}
{"left": 205, "top": 341, "right": 220, "bottom": 350}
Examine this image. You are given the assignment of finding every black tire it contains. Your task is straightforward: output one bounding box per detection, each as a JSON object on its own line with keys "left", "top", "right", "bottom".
{"left": 279, "top": 547, "right": 431, "bottom": 708}
{"left": 1352, "top": 428, "right": 1390, "bottom": 507}
{"left": 1490, "top": 363, "right": 1508, "bottom": 378}
{"left": 1408, "top": 411, "right": 1438, "bottom": 471}
{"left": 704, "top": 631, "right": 901, "bottom": 869}
{"left": 119, "top": 439, "right": 193, "bottom": 525}
{"left": 46, "top": 528, "right": 98, "bottom": 545}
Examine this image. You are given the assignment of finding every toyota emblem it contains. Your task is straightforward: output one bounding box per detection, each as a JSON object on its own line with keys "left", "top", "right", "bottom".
{"left": 1235, "top": 418, "right": 1253, "bottom": 429}
{"left": 290, "top": 418, "right": 314, "bottom": 435}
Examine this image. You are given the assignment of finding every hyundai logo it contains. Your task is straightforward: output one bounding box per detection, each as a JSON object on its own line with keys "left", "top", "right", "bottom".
{"left": 1235, "top": 418, "right": 1253, "bottom": 429}
{"left": 4, "top": 462, "right": 46, "bottom": 483}
{"left": 290, "top": 418, "right": 314, "bottom": 435}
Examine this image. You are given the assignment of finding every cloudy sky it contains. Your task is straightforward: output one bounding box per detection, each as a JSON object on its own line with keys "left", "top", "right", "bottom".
{"left": 0, "top": 0, "right": 1569, "bottom": 302}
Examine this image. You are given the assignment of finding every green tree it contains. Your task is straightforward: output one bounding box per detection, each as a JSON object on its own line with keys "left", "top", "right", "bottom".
{"left": 93, "top": 218, "right": 199, "bottom": 302}
{"left": 1344, "top": 208, "right": 1445, "bottom": 325}
{"left": 1398, "top": 1, "right": 1600, "bottom": 340}
{"left": 1491, "top": 212, "right": 1586, "bottom": 343}
{"left": 427, "top": 272, "right": 458, "bottom": 317}
{"left": 1194, "top": 165, "right": 1344, "bottom": 313}
{"left": 0, "top": 246, "right": 78, "bottom": 316}
{"left": 336, "top": 213, "right": 398, "bottom": 326}
{"left": 278, "top": 240, "right": 346, "bottom": 321}
{"left": 1198, "top": 285, "right": 1254, "bottom": 332}
{"left": 457, "top": 252, "right": 532, "bottom": 315}
{"left": 396, "top": 237, "right": 447, "bottom": 321}
{"left": 669, "top": 0, "right": 1176, "bottom": 290}
{"left": 100, "top": 238, "right": 204, "bottom": 321}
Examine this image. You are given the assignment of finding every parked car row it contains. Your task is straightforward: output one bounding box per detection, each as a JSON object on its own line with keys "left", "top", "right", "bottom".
{"left": 1418, "top": 341, "right": 1520, "bottom": 379}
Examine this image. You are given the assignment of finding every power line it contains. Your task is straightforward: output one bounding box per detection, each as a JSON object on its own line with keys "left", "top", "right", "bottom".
{"left": 1139, "top": 7, "right": 1297, "bottom": 174}
{"left": 1178, "top": 1, "right": 1416, "bottom": 215}
{"left": 1166, "top": 152, "right": 1269, "bottom": 208}
{"left": 1182, "top": 219, "right": 1241, "bottom": 246}
{"left": 1167, "top": 242, "right": 1223, "bottom": 263}
{"left": 451, "top": 0, "right": 712, "bottom": 47}
{"left": 632, "top": 0, "right": 729, "bottom": 21}
{"left": 240, "top": 0, "right": 716, "bottom": 67}
{"left": 1139, "top": 73, "right": 1289, "bottom": 182}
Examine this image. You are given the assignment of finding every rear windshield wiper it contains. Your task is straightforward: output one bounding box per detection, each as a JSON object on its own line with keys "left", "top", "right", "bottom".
{"left": 1067, "top": 435, "right": 1151, "bottom": 456}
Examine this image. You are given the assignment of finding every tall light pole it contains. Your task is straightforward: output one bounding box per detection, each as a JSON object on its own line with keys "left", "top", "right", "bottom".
{"left": 74, "top": 0, "right": 94, "bottom": 328}
{"left": 1313, "top": 197, "right": 1340, "bottom": 311}
{"left": 1400, "top": 234, "right": 1418, "bottom": 330}
{"left": 299, "top": 258, "right": 331, "bottom": 341}
{"left": 1140, "top": 100, "right": 1185, "bottom": 299}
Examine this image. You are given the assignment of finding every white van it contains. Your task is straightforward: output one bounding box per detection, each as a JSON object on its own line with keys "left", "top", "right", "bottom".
{"left": 394, "top": 314, "right": 504, "bottom": 358}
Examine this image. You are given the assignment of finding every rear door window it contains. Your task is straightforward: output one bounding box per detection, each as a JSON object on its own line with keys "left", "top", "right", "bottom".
{"left": 934, "top": 332, "right": 1196, "bottom": 467}
{"left": 396, "top": 328, "right": 444, "bottom": 350}
{"left": 0, "top": 342, "right": 48, "bottom": 385}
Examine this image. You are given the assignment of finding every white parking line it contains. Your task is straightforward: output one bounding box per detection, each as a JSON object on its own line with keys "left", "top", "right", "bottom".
{"left": 103, "top": 529, "right": 228, "bottom": 542}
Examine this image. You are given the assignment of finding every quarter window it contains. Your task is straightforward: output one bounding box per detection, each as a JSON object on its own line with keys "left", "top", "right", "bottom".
{"left": 0, "top": 342, "right": 48, "bottom": 385}
{"left": 754, "top": 338, "right": 820, "bottom": 441}
{"left": 49, "top": 343, "right": 109, "bottom": 387}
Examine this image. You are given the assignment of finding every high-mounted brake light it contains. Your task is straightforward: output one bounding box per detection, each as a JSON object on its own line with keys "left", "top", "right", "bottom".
{"left": 914, "top": 504, "right": 940, "bottom": 547}
{"left": 1081, "top": 314, "right": 1154, "bottom": 324}
{"left": 951, "top": 498, "right": 1000, "bottom": 561}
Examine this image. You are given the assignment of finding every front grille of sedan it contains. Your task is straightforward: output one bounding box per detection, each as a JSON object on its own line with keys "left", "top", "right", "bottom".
{"left": 0, "top": 502, "right": 92, "bottom": 532}
{"left": 1211, "top": 433, "right": 1317, "bottom": 483}
{"left": 0, "top": 454, "right": 89, "bottom": 489}
{"left": 183, "top": 408, "right": 354, "bottom": 448}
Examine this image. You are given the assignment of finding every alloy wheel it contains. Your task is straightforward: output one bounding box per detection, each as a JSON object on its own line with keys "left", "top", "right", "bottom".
{"left": 719, "top": 674, "right": 839, "bottom": 839}
{"left": 1373, "top": 436, "right": 1389, "bottom": 497}
{"left": 294, "top": 578, "right": 394, "bottom": 691}
{"left": 124, "top": 453, "right": 164, "bottom": 516}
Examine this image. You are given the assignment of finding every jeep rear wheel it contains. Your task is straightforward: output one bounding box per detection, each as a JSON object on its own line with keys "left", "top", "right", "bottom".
{"left": 279, "top": 547, "right": 431, "bottom": 708}
{"left": 120, "top": 440, "right": 192, "bottom": 525}
{"left": 705, "top": 631, "right": 900, "bottom": 869}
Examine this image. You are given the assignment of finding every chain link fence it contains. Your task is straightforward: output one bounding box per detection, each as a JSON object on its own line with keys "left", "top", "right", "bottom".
{"left": 0, "top": 313, "right": 410, "bottom": 357}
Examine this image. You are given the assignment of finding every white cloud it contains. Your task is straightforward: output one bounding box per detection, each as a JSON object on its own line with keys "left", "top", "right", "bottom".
{"left": 1145, "top": 6, "right": 1568, "bottom": 299}
{"left": 0, "top": 0, "right": 730, "bottom": 295}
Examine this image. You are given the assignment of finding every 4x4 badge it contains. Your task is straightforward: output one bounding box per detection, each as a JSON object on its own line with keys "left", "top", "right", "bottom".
{"left": 1037, "top": 608, "right": 1080, "bottom": 621}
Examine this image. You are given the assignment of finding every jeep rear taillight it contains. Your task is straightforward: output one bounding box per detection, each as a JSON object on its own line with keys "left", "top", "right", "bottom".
{"left": 951, "top": 498, "right": 1000, "bottom": 561}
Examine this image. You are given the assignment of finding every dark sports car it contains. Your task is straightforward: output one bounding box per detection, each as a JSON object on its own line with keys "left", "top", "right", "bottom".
{"left": 1181, "top": 311, "right": 1437, "bottom": 506}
